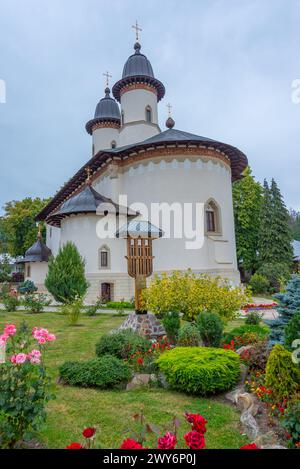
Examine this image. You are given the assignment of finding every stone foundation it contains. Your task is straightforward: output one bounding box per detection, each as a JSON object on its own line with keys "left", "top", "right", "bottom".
{"left": 118, "top": 312, "right": 166, "bottom": 339}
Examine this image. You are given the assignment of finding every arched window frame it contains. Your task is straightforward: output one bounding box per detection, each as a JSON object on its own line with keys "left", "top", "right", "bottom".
{"left": 98, "top": 245, "right": 111, "bottom": 270}
{"left": 145, "top": 106, "right": 152, "bottom": 123}
{"left": 111, "top": 140, "right": 117, "bottom": 149}
{"left": 205, "top": 199, "right": 222, "bottom": 235}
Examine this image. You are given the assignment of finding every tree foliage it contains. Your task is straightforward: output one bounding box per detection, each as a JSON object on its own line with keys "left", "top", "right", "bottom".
{"left": 45, "top": 242, "right": 89, "bottom": 303}
{"left": 289, "top": 209, "right": 300, "bottom": 241}
{"left": 0, "top": 198, "right": 50, "bottom": 257}
{"left": 233, "top": 167, "right": 262, "bottom": 272}
{"left": 258, "top": 179, "right": 293, "bottom": 266}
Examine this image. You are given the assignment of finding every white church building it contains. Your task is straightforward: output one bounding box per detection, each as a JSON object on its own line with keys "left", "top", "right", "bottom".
{"left": 22, "top": 27, "right": 248, "bottom": 303}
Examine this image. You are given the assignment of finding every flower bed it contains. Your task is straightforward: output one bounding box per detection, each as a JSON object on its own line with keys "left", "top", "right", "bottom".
{"left": 242, "top": 302, "right": 278, "bottom": 312}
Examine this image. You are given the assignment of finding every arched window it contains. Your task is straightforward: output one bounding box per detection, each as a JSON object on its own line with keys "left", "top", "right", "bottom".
{"left": 145, "top": 106, "right": 152, "bottom": 123}
{"left": 205, "top": 199, "right": 221, "bottom": 234}
{"left": 99, "top": 245, "right": 110, "bottom": 269}
{"left": 111, "top": 140, "right": 117, "bottom": 149}
{"left": 26, "top": 264, "right": 31, "bottom": 278}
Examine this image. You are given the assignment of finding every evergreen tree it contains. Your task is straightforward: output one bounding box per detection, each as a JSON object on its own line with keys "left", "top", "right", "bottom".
{"left": 232, "top": 167, "right": 262, "bottom": 273}
{"left": 45, "top": 242, "right": 89, "bottom": 303}
{"left": 289, "top": 209, "right": 300, "bottom": 241}
{"left": 258, "top": 179, "right": 293, "bottom": 266}
{"left": 265, "top": 275, "right": 300, "bottom": 345}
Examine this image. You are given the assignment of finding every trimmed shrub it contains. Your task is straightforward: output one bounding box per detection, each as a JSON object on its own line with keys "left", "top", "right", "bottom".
{"left": 157, "top": 347, "right": 240, "bottom": 395}
{"left": 249, "top": 273, "right": 270, "bottom": 295}
{"left": 142, "top": 271, "right": 249, "bottom": 322}
{"left": 257, "top": 263, "right": 291, "bottom": 293}
{"left": 59, "top": 355, "right": 132, "bottom": 389}
{"left": 223, "top": 324, "right": 269, "bottom": 345}
{"left": 2, "top": 294, "right": 19, "bottom": 312}
{"left": 95, "top": 329, "right": 151, "bottom": 359}
{"left": 282, "top": 400, "right": 300, "bottom": 448}
{"left": 245, "top": 311, "right": 262, "bottom": 325}
{"left": 45, "top": 242, "right": 89, "bottom": 303}
{"left": 196, "top": 312, "right": 224, "bottom": 347}
{"left": 177, "top": 324, "right": 201, "bottom": 347}
{"left": 284, "top": 312, "right": 300, "bottom": 351}
{"left": 162, "top": 311, "right": 180, "bottom": 344}
{"left": 22, "top": 293, "right": 51, "bottom": 313}
{"left": 265, "top": 344, "right": 300, "bottom": 403}
{"left": 18, "top": 280, "right": 37, "bottom": 294}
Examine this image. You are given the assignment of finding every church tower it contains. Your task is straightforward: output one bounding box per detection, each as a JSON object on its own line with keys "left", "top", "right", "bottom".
{"left": 85, "top": 77, "right": 121, "bottom": 155}
{"left": 112, "top": 22, "right": 165, "bottom": 146}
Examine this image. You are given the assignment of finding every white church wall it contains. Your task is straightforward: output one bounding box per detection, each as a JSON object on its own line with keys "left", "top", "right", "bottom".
{"left": 25, "top": 262, "right": 49, "bottom": 289}
{"left": 93, "top": 127, "right": 119, "bottom": 154}
{"left": 119, "top": 89, "right": 160, "bottom": 145}
{"left": 46, "top": 224, "right": 61, "bottom": 256}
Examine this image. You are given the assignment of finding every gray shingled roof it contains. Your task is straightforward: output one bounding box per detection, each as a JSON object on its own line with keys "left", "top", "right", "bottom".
{"left": 122, "top": 42, "right": 154, "bottom": 78}
{"left": 86, "top": 87, "right": 120, "bottom": 135}
{"left": 18, "top": 237, "right": 52, "bottom": 263}
{"left": 116, "top": 220, "right": 163, "bottom": 238}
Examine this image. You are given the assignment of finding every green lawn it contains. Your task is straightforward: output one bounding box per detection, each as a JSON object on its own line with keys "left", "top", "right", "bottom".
{"left": 0, "top": 311, "right": 249, "bottom": 449}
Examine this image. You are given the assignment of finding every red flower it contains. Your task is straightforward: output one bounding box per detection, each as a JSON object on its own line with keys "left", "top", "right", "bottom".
{"left": 240, "top": 443, "right": 260, "bottom": 450}
{"left": 66, "top": 442, "right": 83, "bottom": 449}
{"left": 184, "top": 431, "right": 206, "bottom": 450}
{"left": 185, "top": 413, "right": 207, "bottom": 434}
{"left": 120, "top": 438, "right": 143, "bottom": 449}
{"left": 82, "top": 427, "right": 96, "bottom": 438}
{"left": 137, "top": 357, "right": 144, "bottom": 365}
{"left": 296, "top": 442, "right": 300, "bottom": 448}
{"left": 157, "top": 432, "right": 177, "bottom": 449}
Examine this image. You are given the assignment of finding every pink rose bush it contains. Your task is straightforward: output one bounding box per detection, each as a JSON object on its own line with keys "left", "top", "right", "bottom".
{"left": 0, "top": 323, "right": 56, "bottom": 448}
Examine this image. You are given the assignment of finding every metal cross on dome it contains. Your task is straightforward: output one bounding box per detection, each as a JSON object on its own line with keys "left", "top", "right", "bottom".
{"left": 103, "top": 71, "right": 112, "bottom": 87}
{"left": 132, "top": 20, "right": 142, "bottom": 42}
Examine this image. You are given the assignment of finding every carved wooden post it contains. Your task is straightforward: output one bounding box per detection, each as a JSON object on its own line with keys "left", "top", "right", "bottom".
{"left": 126, "top": 237, "right": 154, "bottom": 313}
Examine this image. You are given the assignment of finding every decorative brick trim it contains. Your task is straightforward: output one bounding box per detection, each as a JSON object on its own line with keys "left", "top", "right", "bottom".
{"left": 92, "top": 121, "right": 120, "bottom": 131}
{"left": 120, "top": 83, "right": 158, "bottom": 97}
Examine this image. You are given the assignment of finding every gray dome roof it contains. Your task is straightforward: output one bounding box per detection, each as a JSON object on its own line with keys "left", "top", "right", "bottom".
{"left": 122, "top": 42, "right": 154, "bottom": 78}
{"left": 86, "top": 87, "right": 120, "bottom": 135}
{"left": 112, "top": 43, "right": 165, "bottom": 103}
{"left": 19, "top": 233, "right": 52, "bottom": 263}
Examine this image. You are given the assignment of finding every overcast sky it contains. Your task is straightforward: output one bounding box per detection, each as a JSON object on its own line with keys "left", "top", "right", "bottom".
{"left": 0, "top": 0, "right": 299, "bottom": 214}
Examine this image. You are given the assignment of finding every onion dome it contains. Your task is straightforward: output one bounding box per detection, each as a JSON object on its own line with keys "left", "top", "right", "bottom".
{"left": 112, "top": 42, "right": 165, "bottom": 102}
{"left": 19, "top": 231, "right": 52, "bottom": 263}
{"left": 166, "top": 116, "right": 175, "bottom": 129}
{"left": 85, "top": 87, "right": 121, "bottom": 135}
{"left": 47, "top": 184, "right": 138, "bottom": 227}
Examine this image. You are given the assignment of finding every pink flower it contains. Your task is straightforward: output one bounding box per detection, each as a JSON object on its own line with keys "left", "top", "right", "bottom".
{"left": 28, "top": 349, "right": 41, "bottom": 364}
{"left": 10, "top": 355, "right": 17, "bottom": 363}
{"left": 4, "top": 324, "right": 16, "bottom": 337}
{"left": 0, "top": 334, "right": 9, "bottom": 346}
{"left": 32, "top": 327, "right": 56, "bottom": 344}
{"left": 157, "top": 432, "right": 177, "bottom": 449}
{"left": 15, "top": 353, "right": 27, "bottom": 364}
{"left": 47, "top": 333, "right": 56, "bottom": 342}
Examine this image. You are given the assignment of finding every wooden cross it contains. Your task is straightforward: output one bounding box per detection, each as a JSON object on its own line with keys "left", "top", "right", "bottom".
{"left": 103, "top": 71, "right": 112, "bottom": 87}
{"left": 167, "top": 103, "right": 172, "bottom": 117}
{"left": 132, "top": 20, "right": 142, "bottom": 42}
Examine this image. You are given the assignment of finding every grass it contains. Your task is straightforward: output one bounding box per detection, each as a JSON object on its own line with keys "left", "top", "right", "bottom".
{"left": 0, "top": 310, "right": 249, "bottom": 449}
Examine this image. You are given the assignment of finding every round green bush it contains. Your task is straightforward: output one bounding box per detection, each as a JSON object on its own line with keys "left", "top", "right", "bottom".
{"left": 249, "top": 273, "right": 270, "bottom": 294}
{"left": 162, "top": 311, "right": 181, "bottom": 344}
{"left": 196, "top": 312, "right": 224, "bottom": 347}
{"left": 59, "top": 355, "right": 132, "bottom": 389}
{"left": 95, "top": 329, "right": 151, "bottom": 359}
{"left": 157, "top": 347, "right": 241, "bottom": 395}
{"left": 223, "top": 324, "right": 269, "bottom": 344}
{"left": 177, "top": 324, "right": 201, "bottom": 347}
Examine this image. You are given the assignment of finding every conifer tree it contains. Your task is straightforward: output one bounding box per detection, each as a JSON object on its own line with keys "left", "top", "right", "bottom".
{"left": 258, "top": 179, "right": 293, "bottom": 266}
{"left": 45, "top": 242, "right": 89, "bottom": 303}
{"left": 232, "top": 167, "right": 262, "bottom": 273}
{"left": 265, "top": 274, "right": 300, "bottom": 344}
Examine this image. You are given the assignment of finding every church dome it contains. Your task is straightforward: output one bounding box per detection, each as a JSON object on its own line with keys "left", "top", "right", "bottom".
{"left": 122, "top": 42, "right": 154, "bottom": 78}
{"left": 20, "top": 232, "right": 52, "bottom": 263}
{"left": 86, "top": 87, "right": 121, "bottom": 135}
{"left": 112, "top": 43, "right": 165, "bottom": 103}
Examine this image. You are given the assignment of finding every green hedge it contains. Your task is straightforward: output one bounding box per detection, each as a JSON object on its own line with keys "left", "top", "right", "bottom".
{"left": 223, "top": 324, "right": 269, "bottom": 344}
{"left": 59, "top": 355, "right": 132, "bottom": 389}
{"left": 95, "top": 329, "right": 151, "bottom": 359}
{"left": 157, "top": 347, "right": 240, "bottom": 395}
{"left": 105, "top": 301, "right": 134, "bottom": 309}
